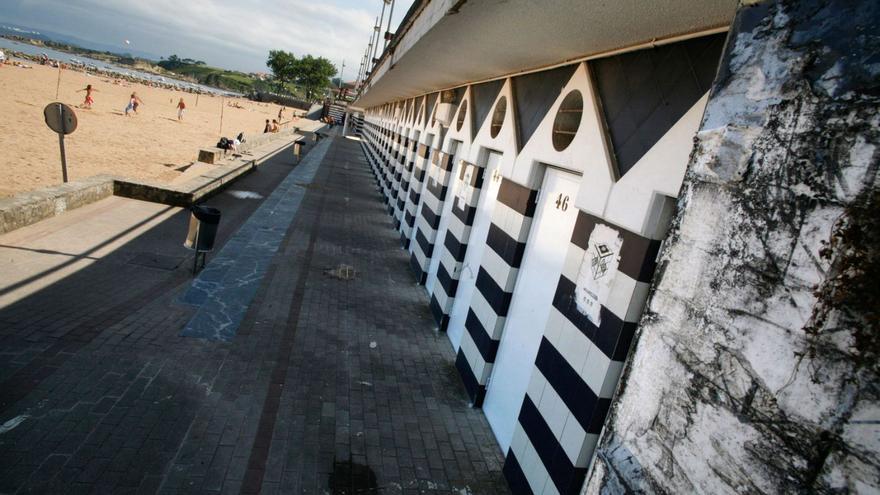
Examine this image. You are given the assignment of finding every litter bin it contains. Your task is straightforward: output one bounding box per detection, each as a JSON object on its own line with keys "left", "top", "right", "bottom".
{"left": 293, "top": 141, "right": 303, "bottom": 161}
{"left": 184, "top": 205, "right": 221, "bottom": 274}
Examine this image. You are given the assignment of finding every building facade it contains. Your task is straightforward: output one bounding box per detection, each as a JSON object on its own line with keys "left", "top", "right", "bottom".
{"left": 351, "top": 0, "right": 880, "bottom": 493}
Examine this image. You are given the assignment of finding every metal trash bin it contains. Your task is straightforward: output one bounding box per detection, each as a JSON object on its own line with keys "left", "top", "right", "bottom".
{"left": 293, "top": 141, "right": 303, "bottom": 161}
{"left": 184, "top": 205, "right": 221, "bottom": 274}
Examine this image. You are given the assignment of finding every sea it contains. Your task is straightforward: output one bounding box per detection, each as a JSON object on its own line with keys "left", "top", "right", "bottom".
{"left": 0, "top": 37, "right": 240, "bottom": 96}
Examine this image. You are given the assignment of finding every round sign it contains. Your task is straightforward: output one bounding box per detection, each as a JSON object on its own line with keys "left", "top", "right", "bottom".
{"left": 43, "top": 102, "right": 78, "bottom": 135}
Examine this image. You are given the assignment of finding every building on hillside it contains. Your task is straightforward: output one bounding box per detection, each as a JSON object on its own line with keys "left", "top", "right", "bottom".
{"left": 345, "top": 1, "right": 880, "bottom": 494}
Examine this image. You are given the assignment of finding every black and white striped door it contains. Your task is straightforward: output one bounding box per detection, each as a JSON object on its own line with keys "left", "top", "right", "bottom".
{"left": 482, "top": 167, "right": 581, "bottom": 451}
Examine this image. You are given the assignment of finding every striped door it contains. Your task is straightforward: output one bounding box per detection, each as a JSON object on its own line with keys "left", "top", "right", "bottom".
{"left": 429, "top": 161, "right": 485, "bottom": 331}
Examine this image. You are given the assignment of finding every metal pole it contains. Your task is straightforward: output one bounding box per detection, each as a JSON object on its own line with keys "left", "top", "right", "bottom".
{"left": 219, "top": 96, "right": 225, "bottom": 136}
{"left": 376, "top": 1, "right": 387, "bottom": 59}
{"left": 370, "top": 16, "right": 385, "bottom": 68}
{"left": 192, "top": 224, "right": 200, "bottom": 275}
{"left": 196, "top": 93, "right": 199, "bottom": 107}
{"left": 58, "top": 134, "right": 68, "bottom": 183}
{"left": 385, "top": 0, "right": 396, "bottom": 49}
{"left": 55, "top": 66, "right": 62, "bottom": 100}
{"left": 57, "top": 104, "right": 68, "bottom": 182}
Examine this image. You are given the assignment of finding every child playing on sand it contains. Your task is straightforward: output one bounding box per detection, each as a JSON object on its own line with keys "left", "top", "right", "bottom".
{"left": 124, "top": 92, "right": 143, "bottom": 116}
{"left": 177, "top": 98, "right": 186, "bottom": 121}
{"left": 263, "top": 119, "right": 271, "bottom": 133}
{"left": 77, "top": 84, "right": 96, "bottom": 109}
{"left": 270, "top": 119, "right": 280, "bottom": 132}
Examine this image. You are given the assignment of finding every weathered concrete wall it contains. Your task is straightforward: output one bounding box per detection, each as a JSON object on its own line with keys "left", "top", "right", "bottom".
{"left": 583, "top": 1, "right": 879, "bottom": 493}
{"left": 0, "top": 175, "right": 116, "bottom": 234}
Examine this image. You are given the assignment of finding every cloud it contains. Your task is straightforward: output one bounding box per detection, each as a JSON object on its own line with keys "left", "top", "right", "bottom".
{"left": 3, "top": 0, "right": 414, "bottom": 74}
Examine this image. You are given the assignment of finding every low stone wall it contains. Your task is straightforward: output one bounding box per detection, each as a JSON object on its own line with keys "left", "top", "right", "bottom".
{"left": 0, "top": 127, "right": 320, "bottom": 234}
{"left": 0, "top": 175, "right": 116, "bottom": 235}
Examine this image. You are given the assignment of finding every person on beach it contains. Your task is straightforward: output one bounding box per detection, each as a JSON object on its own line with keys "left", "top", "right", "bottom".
{"left": 177, "top": 98, "right": 186, "bottom": 121}
{"left": 77, "top": 84, "right": 96, "bottom": 109}
{"left": 263, "top": 119, "right": 271, "bottom": 133}
{"left": 124, "top": 92, "right": 143, "bottom": 116}
{"left": 270, "top": 119, "right": 280, "bottom": 133}
{"left": 278, "top": 107, "right": 284, "bottom": 121}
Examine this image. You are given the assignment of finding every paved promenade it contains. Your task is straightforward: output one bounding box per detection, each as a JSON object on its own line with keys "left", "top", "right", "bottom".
{"left": 0, "top": 135, "right": 508, "bottom": 494}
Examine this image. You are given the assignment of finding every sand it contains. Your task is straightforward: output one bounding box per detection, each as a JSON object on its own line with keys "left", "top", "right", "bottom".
{"left": 0, "top": 62, "right": 305, "bottom": 198}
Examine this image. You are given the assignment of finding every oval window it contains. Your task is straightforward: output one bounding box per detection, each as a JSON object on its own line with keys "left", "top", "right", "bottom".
{"left": 552, "top": 90, "right": 583, "bottom": 151}
{"left": 490, "top": 97, "right": 507, "bottom": 138}
{"left": 456, "top": 101, "right": 467, "bottom": 132}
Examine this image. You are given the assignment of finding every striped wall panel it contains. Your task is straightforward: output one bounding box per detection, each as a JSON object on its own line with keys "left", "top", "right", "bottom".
{"left": 502, "top": 211, "right": 659, "bottom": 494}
{"left": 455, "top": 178, "right": 537, "bottom": 406}
{"left": 400, "top": 143, "right": 432, "bottom": 250}
{"left": 409, "top": 151, "right": 455, "bottom": 284}
{"left": 390, "top": 135, "right": 410, "bottom": 228}
{"left": 429, "top": 161, "right": 485, "bottom": 331}
{"left": 393, "top": 136, "right": 419, "bottom": 231}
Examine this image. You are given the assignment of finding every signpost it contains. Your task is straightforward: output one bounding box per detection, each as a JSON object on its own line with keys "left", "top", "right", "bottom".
{"left": 43, "top": 102, "right": 77, "bottom": 183}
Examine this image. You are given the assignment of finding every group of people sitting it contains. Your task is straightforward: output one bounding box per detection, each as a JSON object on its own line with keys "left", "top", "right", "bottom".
{"left": 217, "top": 132, "right": 246, "bottom": 153}
{"left": 263, "top": 119, "right": 280, "bottom": 133}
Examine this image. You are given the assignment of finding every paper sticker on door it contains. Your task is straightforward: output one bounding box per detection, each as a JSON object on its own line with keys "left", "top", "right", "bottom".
{"left": 575, "top": 223, "right": 622, "bottom": 325}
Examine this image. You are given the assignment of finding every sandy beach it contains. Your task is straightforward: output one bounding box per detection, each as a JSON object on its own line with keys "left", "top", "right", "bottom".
{"left": 0, "top": 62, "right": 304, "bottom": 198}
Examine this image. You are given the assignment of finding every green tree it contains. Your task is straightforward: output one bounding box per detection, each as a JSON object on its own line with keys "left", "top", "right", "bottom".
{"left": 294, "top": 55, "right": 337, "bottom": 100}
{"left": 266, "top": 50, "right": 298, "bottom": 91}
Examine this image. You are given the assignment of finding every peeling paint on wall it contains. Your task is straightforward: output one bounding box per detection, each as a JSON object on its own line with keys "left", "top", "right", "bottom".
{"left": 584, "top": 0, "right": 880, "bottom": 493}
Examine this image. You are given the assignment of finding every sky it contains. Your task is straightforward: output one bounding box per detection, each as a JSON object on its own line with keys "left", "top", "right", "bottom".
{"left": 0, "top": 0, "right": 415, "bottom": 78}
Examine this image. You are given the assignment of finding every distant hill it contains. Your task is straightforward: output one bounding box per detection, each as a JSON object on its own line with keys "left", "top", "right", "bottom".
{"left": 0, "top": 22, "right": 162, "bottom": 61}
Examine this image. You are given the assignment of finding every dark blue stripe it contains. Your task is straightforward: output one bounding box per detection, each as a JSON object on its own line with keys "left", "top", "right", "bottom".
{"left": 571, "top": 212, "right": 662, "bottom": 283}
{"left": 502, "top": 451, "right": 533, "bottom": 495}
{"left": 452, "top": 201, "right": 478, "bottom": 226}
{"left": 475, "top": 267, "right": 512, "bottom": 316}
{"left": 443, "top": 231, "right": 468, "bottom": 262}
{"left": 551, "top": 275, "right": 637, "bottom": 361}
{"left": 429, "top": 294, "right": 448, "bottom": 331}
{"left": 415, "top": 228, "right": 434, "bottom": 260}
{"left": 409, "top": 252, "right": 426, "bottom": 285}
{"left": 518, "top": 396, "right": 589, "bottom": 494}
{"left": 534, "top": 337, "right": 611, "bottom": 435}
{"left": 465, "top": 309, "right": 499, "bottom": 364}
{"left": 420, "top": 202, "right": 441, "bottom": 230}
{"left": 486, "top": 223, "right": 527, "bottom": 268}
{"left": 426, "top": 177, "right": 448, "bottom": 202}
{"left": 455, "top": 350, "right": 486, "bottom": 407}
{"left": 405, "top": 210, "right": 415, "bottom": 228}
{"left": 437, "top": 262, "right": 458, "bottom": 298}
{"left": 497, "top": 178, "right": 538, "bottom": 217}
{"left": 408, "top": 188, "right": 421, "bottom": 205}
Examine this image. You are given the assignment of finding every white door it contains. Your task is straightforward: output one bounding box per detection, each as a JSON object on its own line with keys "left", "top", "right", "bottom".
{"left": 482, "top": 167, "right": 581, "bottom": 452}
{"left": 447, "top": 150, "right": 504, "bottom": 351}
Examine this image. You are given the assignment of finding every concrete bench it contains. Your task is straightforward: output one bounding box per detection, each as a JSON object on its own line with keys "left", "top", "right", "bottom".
{"left": 198, "top": 148, "right": 223, "bottom": 164}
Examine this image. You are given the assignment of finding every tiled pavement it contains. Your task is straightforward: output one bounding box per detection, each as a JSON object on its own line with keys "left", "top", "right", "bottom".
{"left": 0, "top": 134, "right": 509, "bottom": 494}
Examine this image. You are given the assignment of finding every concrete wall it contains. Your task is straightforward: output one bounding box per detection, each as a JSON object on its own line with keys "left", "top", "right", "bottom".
{"left": 583, "top": 1, "right": 880, "bottom": 493}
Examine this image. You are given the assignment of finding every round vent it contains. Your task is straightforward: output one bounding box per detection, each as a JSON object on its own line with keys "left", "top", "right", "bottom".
{"left": 552, "top": 90, "right": 583, "bottom": 152}
{"left": 490, "top": 97, "right": 507, "bottom": 138}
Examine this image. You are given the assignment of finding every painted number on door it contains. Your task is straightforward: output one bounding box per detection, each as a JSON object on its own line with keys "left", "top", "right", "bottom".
{"left": 554, "top": 193, "right": 569, "bottom": 211}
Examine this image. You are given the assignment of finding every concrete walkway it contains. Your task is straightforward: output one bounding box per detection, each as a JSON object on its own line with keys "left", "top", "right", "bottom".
{"left": 0, "top": 134, "right": 508, "bottom": 494}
